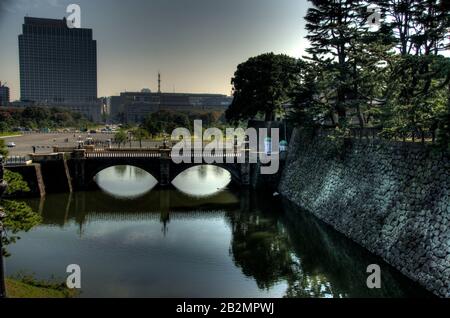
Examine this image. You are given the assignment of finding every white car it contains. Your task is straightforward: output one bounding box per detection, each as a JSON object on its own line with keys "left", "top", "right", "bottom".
{"left": 7, "top": 142, "right": 16, "bottom": 148}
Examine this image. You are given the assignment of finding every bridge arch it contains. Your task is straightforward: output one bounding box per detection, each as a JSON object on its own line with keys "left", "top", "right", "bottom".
{"left": 85, "top": 162, "right": 161, "bottom": 190}
{"left": 169, "top": 162, "right": 243, "bottom": 186}
{"left": 68, "top": 150, "right": 251, "bottom": 191}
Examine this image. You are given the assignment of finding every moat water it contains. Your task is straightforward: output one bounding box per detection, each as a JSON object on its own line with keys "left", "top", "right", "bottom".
{"left": 5, "top": 165, "right": 432, "bottom": 297}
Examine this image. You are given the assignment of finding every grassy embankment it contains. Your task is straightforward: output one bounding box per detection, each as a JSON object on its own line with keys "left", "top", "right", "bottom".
{"left": 0, "top": 132, "right": 23, "bottom": 138}
{"left": 5, "top": 276, "right": 78, "bottom": 298}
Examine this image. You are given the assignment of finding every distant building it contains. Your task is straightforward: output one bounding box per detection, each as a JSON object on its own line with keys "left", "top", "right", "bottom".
{"left": 107, "top": 96, "right": 125, "bottom": 121}
{"left": 18, "top": 17, "right": 101, "bottom": 121}
{"left": 0, "top": 82, "right": 10, "bottom": 106}
{"left": 111, "top": 91, "right": 232, "bottom": 124}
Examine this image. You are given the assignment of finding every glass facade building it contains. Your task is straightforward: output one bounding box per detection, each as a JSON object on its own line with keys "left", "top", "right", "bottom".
{"left": 0, "top": 82, "right": 10, "bottom": 106}
{"left": 18, "top": 17, "right": 101, "bottom": 121}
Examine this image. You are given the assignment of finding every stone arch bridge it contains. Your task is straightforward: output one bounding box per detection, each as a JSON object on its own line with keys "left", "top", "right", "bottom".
{"left": 32, "top": 148, "right": 254, "bottom": 191}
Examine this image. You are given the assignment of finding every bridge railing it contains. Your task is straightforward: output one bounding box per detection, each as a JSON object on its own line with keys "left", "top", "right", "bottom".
{"left": 53, "top": 146, "right": 81, "bottom": 153}
{"left": 4, "top": 156, "right": 31, "bottom": 166}
{"left": 92, "top": 147, "right": 162, "bottom": 152}
{"left": 72, "top": 146, "right": 248, "bottom": 159}
{"left": 85, "top": 150, "right": 162, "bottom": 158}
{"left": 169, "top": 150, "right": 245, "bottom": 158}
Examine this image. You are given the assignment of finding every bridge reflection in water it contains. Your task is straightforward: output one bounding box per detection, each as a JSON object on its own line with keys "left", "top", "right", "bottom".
{"left": 30, "top": 188, "right": 242, "bottom": 236}
{"left": 16, "top": 184, "right": 433, "bottom": 298}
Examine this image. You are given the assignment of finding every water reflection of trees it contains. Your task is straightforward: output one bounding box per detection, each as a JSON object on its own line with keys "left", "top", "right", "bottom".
{"left": 111, "top": 165, "right": 149, "bottom": 181}
{"left": 133, "top": 166, "right": 150, "bottom": 180}
{"left": 212, "top": 166, "right": 224, "bottom": 176}
{"left": 226, "top": 192, "right": 299, "bottom": 292}
{"left": 113, "top": 165, "right": 127, "bottom": 177}
{"left": 227, "top": 192, "right": 433, "bottom": 298}
{"left": 284, "top": 270, "right": 339, "bottom": 298}
{"left": 227, "top": 209, "right": 293, "bottom": 289}
{"left": 197, "top": 165, "right": 208, "bottom": 180}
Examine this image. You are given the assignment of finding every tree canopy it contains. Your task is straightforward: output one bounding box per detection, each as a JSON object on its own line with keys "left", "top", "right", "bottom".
{"left": 141, "top": 110, "right": 225, "bottom": 136}
{"left": 286, "top": 0, "right": 450, "bottom": 150}
{"left": 1, "top": 142, "right": 41, "bottom": 256}
{"left": 132, "top": 128, "right": 149, "bottom": 148}
{"left": 114, "top": 130, "right": 128, "bottom": 147}
{"left": 0, "top": 106, "right": 92, "bottom": 132}
{"left": 142, "top": 110, "right": 190, "bottom": 136}
{"left": 226, "top": 53, "right": 304, "bottom": 123}
{"left": 0, "top": 140, "right": 7, "bottom": 157}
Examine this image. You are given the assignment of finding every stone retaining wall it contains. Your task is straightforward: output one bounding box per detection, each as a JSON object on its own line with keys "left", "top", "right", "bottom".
{"left": 279, "top": 128, "right": 450, "bottom": 297}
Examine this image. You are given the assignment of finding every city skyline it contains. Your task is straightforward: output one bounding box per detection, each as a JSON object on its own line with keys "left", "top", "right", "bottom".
{"left": 0, "top": 0, "right": 310, "bottom": 101}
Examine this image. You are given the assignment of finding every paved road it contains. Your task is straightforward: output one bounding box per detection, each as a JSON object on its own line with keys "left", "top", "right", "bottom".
{"left": 2, "top": 133, "right": 163, "bottom": 156}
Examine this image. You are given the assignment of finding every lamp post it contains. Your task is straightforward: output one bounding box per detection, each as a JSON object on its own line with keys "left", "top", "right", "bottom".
{"left": 0, "top": 154, "right": 7, "bottom": 298}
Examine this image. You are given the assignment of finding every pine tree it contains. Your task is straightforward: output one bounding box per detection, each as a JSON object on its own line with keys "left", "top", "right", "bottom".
{"left": 377, "top": 0, "right": 450, "bottom": 140}
{"left": 435, "top": 82, "right": 450, "bottom": 150}
{"left": 303, "top": 0, "right": 391, "bottom": 127}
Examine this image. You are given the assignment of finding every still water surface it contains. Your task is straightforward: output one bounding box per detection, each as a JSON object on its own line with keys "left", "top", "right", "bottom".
{"left": 6, "top": 165, "right": 432, "bottom": 297}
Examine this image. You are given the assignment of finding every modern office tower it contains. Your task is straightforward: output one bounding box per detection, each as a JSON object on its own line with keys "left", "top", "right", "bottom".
{"left": 0, "top": 82, "right": 10, "bottom": 106}
{"left": 18, "top": 17, "right": 101, "bottom": 121}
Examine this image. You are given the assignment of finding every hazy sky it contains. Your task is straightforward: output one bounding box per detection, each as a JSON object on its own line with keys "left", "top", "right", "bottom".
{"left": 0, "top": 0, "right": 310, "bottom": 100}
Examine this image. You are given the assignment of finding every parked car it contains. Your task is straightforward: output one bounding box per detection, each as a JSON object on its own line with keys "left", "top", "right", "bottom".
{"left": 7, "top": 142, "right": 16, "bottom": 148}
